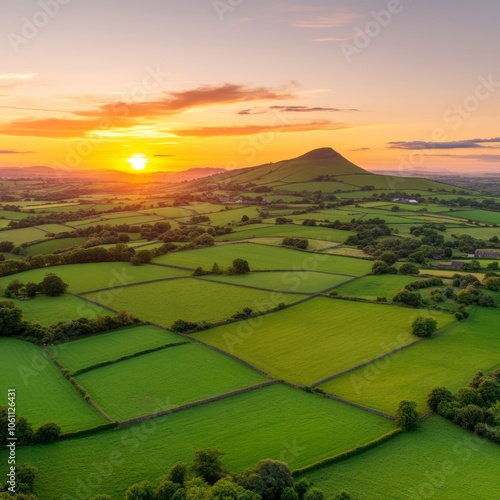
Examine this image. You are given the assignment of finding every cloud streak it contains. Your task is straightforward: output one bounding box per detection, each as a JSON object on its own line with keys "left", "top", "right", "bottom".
{"left": 0, "top": 149, "right": 33, "bottom": 154}
{"left": 0, "top": 83, "right": 298, "bottom": 138}
{"left": 430, "top": 154, "right": 500, "bottom": 162}
{"left": 170, "top": 121, "right": 350, "bottom": 138}
{"left": 388, "top": 138, "right": 500, "bottom": 150}
{"left": 238, "top": 105, "right": 359, "bottom": 115}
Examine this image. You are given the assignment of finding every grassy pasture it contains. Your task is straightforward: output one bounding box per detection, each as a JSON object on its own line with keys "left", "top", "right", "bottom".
{"left": 25, "top": 237, "right": 87, "bottom": 255}
{"left": 0, "top": 210, "right": 34, "bottom": 219}
{"left": 0, "top": 384, "right": 393, "bottom": 499}
{"left": 0, "top": 338, "right": 105, "bottom": 431}
{"left": 176, "top": 206, "right": 263, "bottom": 226}
{"left": 34, "top": 224, "right": 73, "bottom": 234}
{"left": 446, "top": 209, "right": 500, "bottom": 224}
{"left": 0, "top": 262, "right": 190, "bottom": 294}
{"left": 321, "top": 307, "right": 499, "bottom": 414}
{"left": 76, "top": 343, "right": 267, "bottom": 420}
{"left": 338, "top": 174, "right": 453, "bottom": 191}
{"left": 336, "top": 275, "right": 418, "bottom": 301}
{"left": 215, "top": 224, "right": 353, "bottom": 243}
{"left": 0, "top": 227, "right": 49, "bottom": 245}
{"left": 154, "top": 243, "right": 373, "bottom": 276}
{"left": 278, "top": 181, "right": 356, "bottom": 192}
{"left": 12, "top": 294, "right": 114, "bottom": 326}
{"left": 84, "top": 278, "right": 304, "bottom": 327}
{"left": 194, "top": 297, "right": 454, "bottom": 385}
{"left": 305, "top": 416, "right": 500, "bottom": 500}
{"left": 49, "top": 324, "right": 183, "bottom": 373}
{"left": 199, "top": 271, "right": 351, "bottom": 294}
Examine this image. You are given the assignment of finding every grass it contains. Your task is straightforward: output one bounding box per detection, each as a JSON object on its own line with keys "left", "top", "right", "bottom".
{"left": 154, "top": 243, "right": 373, "bottom": 276}
{"left": 339, "top": 174, "right": 453, "bottom": 191}
{"left": 0, "top": 227, "right": 49, "bottom": 245}
{"left": 305, "top": 416, "right": 500, "bottom": 500}
{"left": 215, "top": 224, "right": 353, "bottom": 243}
{"left": 0, "top": 262, "right": 190, "bottom": 294}
{"left": 194, "top": 297, "right": 455, "bottom": 385}
{"left": 25, "top": 237, "right": 87, "bottom": 255}
{"left": 336, "top": 275, "right": 419, "bottom": 300}
{"left": 320, "top": 307, "right": 500, "bottom": 414}
{"left": 11, "top": 294, "right": 115, "bottom": 326}
{"left": 279, "top": 181, "right": 356, "bottom": 192}
{"left": 176, "top": 206, "right": 263, "bottom": 226}
{"left": 75, "top": 343, "right": 267, "bottom": 420}
{"left": 84, "top": 278, "right": 305, "bottom": 327}
{"left": 1, "top": 384, "right": 394, "bottom": 499}
{"left": 446, "top": 209, "right": 500, "bottom": 224}
{"left": 199, "top": 271, "right": 352, "bottom": 294}
{"left": 0, "top": 338, "right": 106, "bottom": 431}
{"left": 48, "top": 324, "right": 183, "bottom": 373}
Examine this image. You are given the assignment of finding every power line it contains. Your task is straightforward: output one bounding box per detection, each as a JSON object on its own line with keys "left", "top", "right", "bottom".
{"left": 0, "top": 105, "right": 74, "bottom": 113}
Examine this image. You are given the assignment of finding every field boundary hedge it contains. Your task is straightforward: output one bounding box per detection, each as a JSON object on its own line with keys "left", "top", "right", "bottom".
{"left": 291, "top": 428, "right": 403, "bottom": 477}
{"left": 148, "top": 321, "right": 277, "bottom": 380}
{"left": 69, "top": 293, "right": 119, "bottom": 314}
{"left": 59, "top": 422, "right": 118, "bottom": 441}
{"left": 311, "top": 338, "right": 424, "bottom": 387}
{"left": 71, "top": 341, "right": 190, "bottom": 376}
{"left": 321, "top": 393, "right": 396, "bottom": 420}
{"left": 43, "top": 348, "right": 114, "bottom": 423}
{"left": 116, "top": 380, "right": 278, "bottom": 428}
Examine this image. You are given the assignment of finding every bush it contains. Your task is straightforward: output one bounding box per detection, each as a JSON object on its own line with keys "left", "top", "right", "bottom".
{"left": 427, "top": 387, "right": 454, "bottom": 412}
{"left": 33, "top": 422, "right": 61, "bottom": 444}
{"left": 412, "top": 317, "right": 438, "bottom": 338}
{"left": 396, "top": 401, "right": 419, "bottom": 431}
{"left": 399, "top": 263, "right": 419, "bottom": 275}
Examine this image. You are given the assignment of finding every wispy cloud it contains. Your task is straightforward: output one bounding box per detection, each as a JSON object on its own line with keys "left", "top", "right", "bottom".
{"left": 351, "top": 147, "right": 371, "bottom": 152}
{"left": 388, "top": 138, "right": 500, "bottom": 150}
{"left": 292, "top": 8, "right": 358, "bottom": 28}
{"left": 170, "top": 121, "right": 350, "bottom": 138}
{"left": 0, "top": 73, "right": 37, "bottom": 80}
{"left": 0, "top": 82, "right": 298, "bottom": 138}
{"left": 238, "top": 105, "right": 359, "bottom": 115}
{"left": 0, "top": 149, "right": 33, "bottom": 154}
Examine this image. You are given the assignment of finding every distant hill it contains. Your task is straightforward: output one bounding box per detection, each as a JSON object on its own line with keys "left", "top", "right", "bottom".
{"left": 0, "top": 166, "right": 225, "bottom": 183}
{"left": 189, "top": 147, "right": 458, "bottom": 193}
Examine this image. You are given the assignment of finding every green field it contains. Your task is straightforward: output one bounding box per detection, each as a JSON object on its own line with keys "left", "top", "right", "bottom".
{"left": 336, "top": 275, "right": 419, "bottom": 300}
{"left": 0, "top": 384, "right": 393, "bottom": 499}
{"left": 199, "top": 271, "right": 351, "bottom": 293}
{"left": 447, "top": 209, "right": 500, "bottom": 224}
{"left": 0, "top": 262, "right": 190, "bottom": 294}
{"left": 76, "top": 343, "right": 267, "bottom": 420}
{"left": 25, "top": 237, "right": 87, "bottom": 255}
{"left": 194, "top": 297, "right": 455, "bottom": 385}
{"left": 0, "top": 227, "right": 50, "bottom": 245}
{"left": 215, "top": 223, "right": 353, "bottom": 242}
{"left": 11, "top": 294, "right": 114, "bottom": 326}
{"left": 48, "top": 324, "right": 183, "bottom": 373}
{"left": 321, "top": 307, "right": 500, "bottom": 414}
{"left": 279, "top": 181, "right": 356, "bottom": 192}
{"left": 305, "top": 416, "right": 500, "bottom": 499}
{"left": 0, "top": 338, "right": 105, "bottom": 431}
{"left": 84, "top": 278, "right": 305, "bottom": 327}
{"left": 176, "top": 206, "right": 263, "bottom": 226}
{"left": 154, "top": 243, "right": 373, "bottom": 276}
{"left": 339, "top": 174, "right": 452, "bottom": 191}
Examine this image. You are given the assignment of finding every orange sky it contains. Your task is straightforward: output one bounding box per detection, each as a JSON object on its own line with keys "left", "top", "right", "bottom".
{"left": 1, "top": 0, "right": 500, "bottom": 174}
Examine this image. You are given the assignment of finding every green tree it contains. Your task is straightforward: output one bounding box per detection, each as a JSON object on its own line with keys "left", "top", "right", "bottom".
{"left": 191, "top": 449, "right": 227, "bottom": 485}
{"left": 156, "top": 479, "right": 180, "bottom": 500}
{"left": 22, "top": 282, "right": 39, "bottom": 298}
{"left": 294, "top": 478, "right": 312, "bottom": 499}
{"left": 281, "top": 487, "right": 299, "bottom": 500}
{"left": 5, "top": 279, "right": 23, "bottom": 298}
{"left": 379, "top": 251, "right": 398, "bottom": 266}
{"left": 396, "top": 401, "right": 419, "bottom": 431}
{"left": 0, "top": 301, "right": 23, "bottom": 337}
{"left": 456, "top": 404, "right": 484, "bottom": 431}
{"left": 39, "top": 273, "right": 68, "bottom": 296}
{"left": 232, "top": 259, "right": 250, "bottom": 275}
{"left": 427, "top": 387, "right": 454, "bottom": 412}
{"left": 303, "top": 488, "right": 325, "bottom": 500}
{"left": 125, "top": 480, "right": 155, "bottom": 500}
{"left": 244, "top": 459, "right": 293, "bottom": 499}
{"left": 211, "top": 262, "right": 223, "bottom": 275}
{"left": 167, "top": 463, "right": 188, "bottom": 486}
{"left": 372, "top": 260, "right": 389, "bottom": 275}
{"left": 33, "top": 422, "right": 61, "bottom": 444}
{"left": 412, "top": 317, "right": 437, "bottom": 338}
{"left": 399, "top": 263, "right": 419, "bottom": 275}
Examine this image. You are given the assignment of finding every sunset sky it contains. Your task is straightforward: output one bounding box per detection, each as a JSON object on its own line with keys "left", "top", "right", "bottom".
{"left": 1, "top": 0, "right": 499, "bottom": 174}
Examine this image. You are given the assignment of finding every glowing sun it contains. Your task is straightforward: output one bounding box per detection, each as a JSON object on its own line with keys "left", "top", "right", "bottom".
{"left": 127, "top": 154, "right": 148, "bottom": 171}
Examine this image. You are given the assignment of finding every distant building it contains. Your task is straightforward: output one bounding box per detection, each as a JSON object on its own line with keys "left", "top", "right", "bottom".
{"left": 437, "top": 261, "right": 464, "bottom": 270}
{"left": 475, "top": 250, "right": 499, "bottom": 259}
{"left": 392, "top": 198, "right": 419, "bottom": 204}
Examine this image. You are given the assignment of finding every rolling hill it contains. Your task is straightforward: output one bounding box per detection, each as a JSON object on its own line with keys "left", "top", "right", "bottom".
{"left": 189, "top": 147, "right": 458, "bottom": 193}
